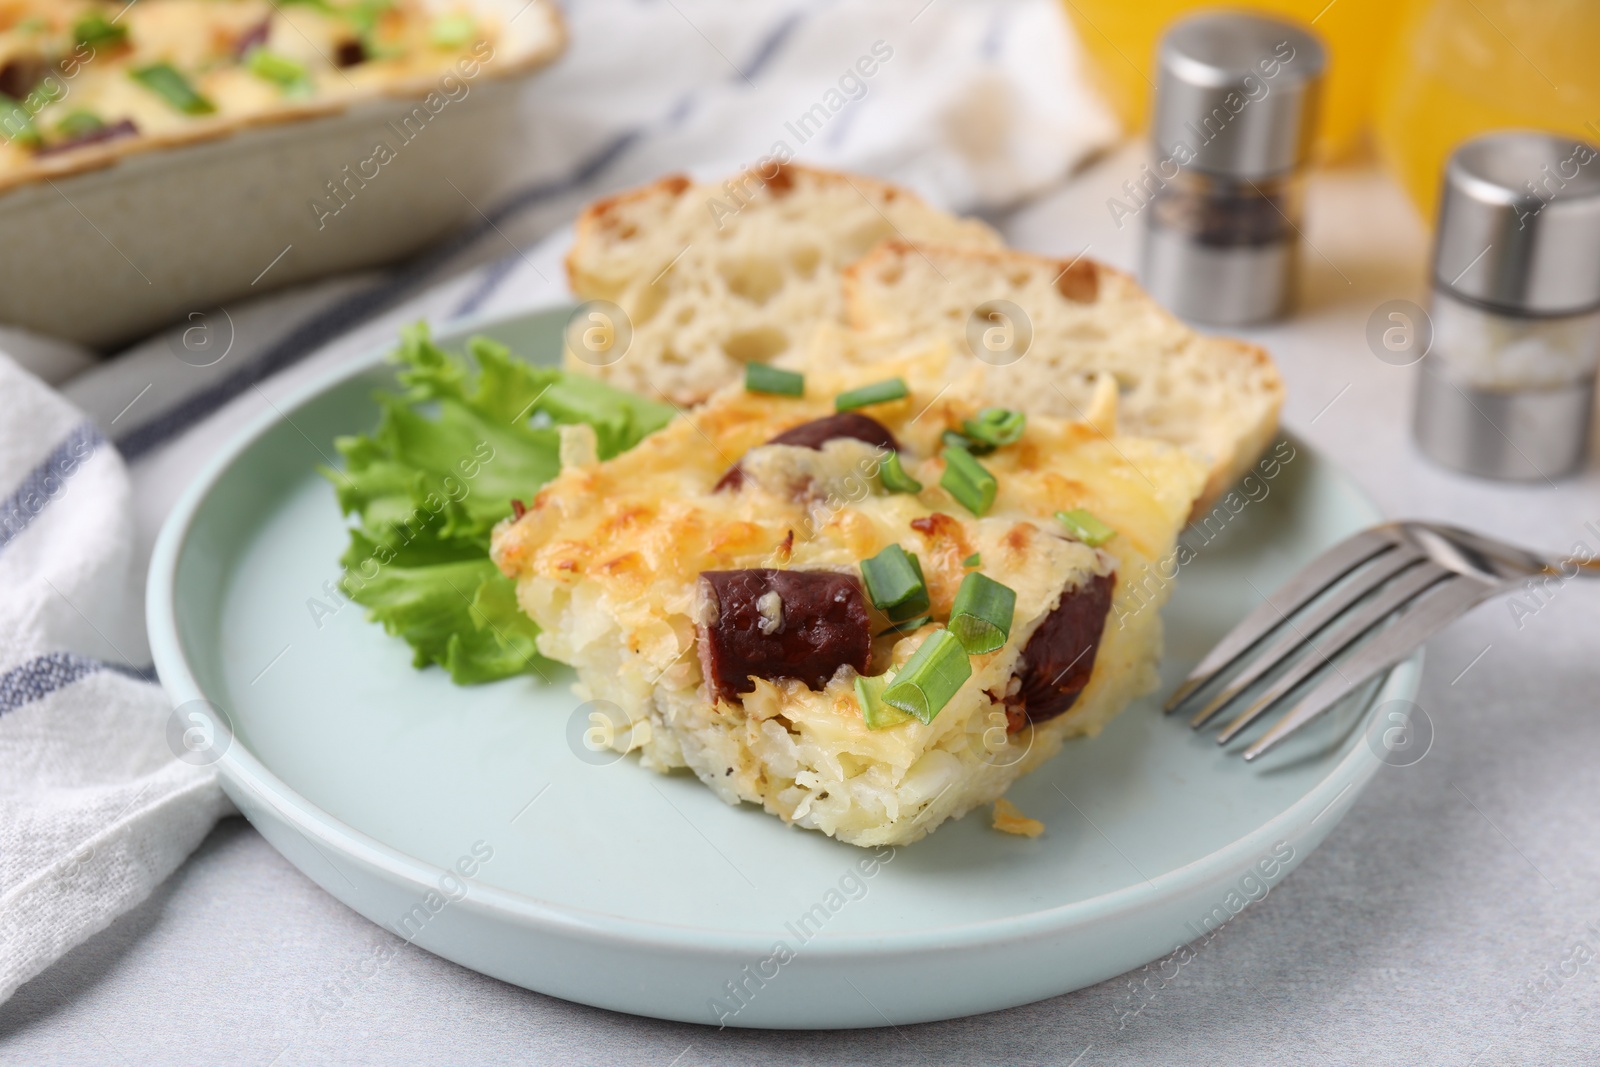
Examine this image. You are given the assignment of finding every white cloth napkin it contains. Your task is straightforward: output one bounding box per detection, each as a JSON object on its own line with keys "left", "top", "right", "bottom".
{"left": 0, "top": 0, "right": 1116, "bottom": 1004}
{"left": 0, "top": 359, "right": 233, "bottom": 1004}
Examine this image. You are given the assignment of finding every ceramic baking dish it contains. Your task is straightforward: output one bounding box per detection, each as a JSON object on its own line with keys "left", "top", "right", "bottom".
{"left": 0, "top": 0, "right": 564, "bottom": 349}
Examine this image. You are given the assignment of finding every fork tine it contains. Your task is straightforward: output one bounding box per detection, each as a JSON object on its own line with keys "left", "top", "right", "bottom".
{"left": 1164, "top": 527, "right": 1404, "bottom": 712}
{"left": 1242, "top": 576, "right": 1498, "bottom": 761}
{"left": 1188, "top": 547, "right": 1427, "bottom": 728}
{"left": 1213, "top": 562, "right": 1453, "bottom": 744}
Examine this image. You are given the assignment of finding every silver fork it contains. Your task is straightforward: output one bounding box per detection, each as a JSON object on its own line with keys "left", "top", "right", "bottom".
{"left": 1167, "top": 521, "right": 1600, "bottom": 761}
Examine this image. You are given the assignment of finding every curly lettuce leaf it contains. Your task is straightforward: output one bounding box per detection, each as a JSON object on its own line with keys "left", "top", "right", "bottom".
{"left": 323, "top": 323, "right": 673, "bottom": 685}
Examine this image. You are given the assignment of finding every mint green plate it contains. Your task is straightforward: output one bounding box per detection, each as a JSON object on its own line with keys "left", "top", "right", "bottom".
{"left": 147, "top": 306, "right": 1417, "bottom": 1029}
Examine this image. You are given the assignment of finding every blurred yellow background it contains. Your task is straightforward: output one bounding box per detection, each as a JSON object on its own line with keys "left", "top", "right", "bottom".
{"left": 1063, "top": 0, "right": 1600, "bottom": 223}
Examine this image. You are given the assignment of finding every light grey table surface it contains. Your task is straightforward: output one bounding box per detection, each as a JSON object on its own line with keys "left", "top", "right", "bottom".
{"left": 5, "top": 148, "right": 1600, "bottom": 1067}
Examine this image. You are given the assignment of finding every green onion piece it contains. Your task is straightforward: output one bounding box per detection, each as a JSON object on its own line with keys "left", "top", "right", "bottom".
{"left": 879, "top": 450, "right": 922, "bottom": 493}
{"left": 963, "top": 407, "right": 1026, "bottom": 448}
{"left": 856, "top": 673, "right": 912, "bottom": 730}
{"left": 343, "top": 0, "right": 395, "bottom": 35}
{"left": 948, "top": 572, "right": 1017, "bottom": 654}
{"left": 941, "top": 446, "right": 997, "bottom": 517}
{"left": 963, "top": 552, "right": 981, "bottom": 567}
{"left": 131, "top": 64, "right": 216, "bottom": 116}
{"left": 941, "top": 427, "right": 994, "bottom": 455}
{"left": 835, "top": 377, "right": 907, "bottom": 412}
{"left": 0, "top": 94, "right": 40, "bottom": 147}
{"left": 430, "top": 13, "right": 478, "bottom": 46}
{"left": 246, "top": 49, "right": 313, "bottom": 95}
{"left": 859, "top": 544, "right": 929, "bottom": 621}
{"left": 56, "top": 110, "right": 105, "bottom": 138}
{"left": 74, "top": 13, "right": 128, "bottom": 49}
{"left": 744, "top": 363, "right": 804, "bottom": 396}
{"left": 1056, "top": 508, "right": 1116, "bottom": 547}
{"left": 882, "top": 630, "right": 971, "bottom": 724}
{"left": 878, "top": 614, "right": 932, "bottom": 637}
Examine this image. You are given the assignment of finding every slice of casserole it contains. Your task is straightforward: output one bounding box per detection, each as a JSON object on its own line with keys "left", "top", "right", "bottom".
{"left": 490, "top": 347, "right": 1205, "bottom": 847}
{"left": 0, "top": 0, "right": 562, "bottom": 184}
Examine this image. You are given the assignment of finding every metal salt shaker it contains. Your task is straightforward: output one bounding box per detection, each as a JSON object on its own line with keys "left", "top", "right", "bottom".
{"left": 1140, "top": 12, "right": 1326, "bottom": 325}
{"left": 1413, "top": 131, "right": 1600, "bottom": 480}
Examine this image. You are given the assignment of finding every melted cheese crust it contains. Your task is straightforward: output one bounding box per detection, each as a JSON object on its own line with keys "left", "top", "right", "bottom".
{"left": 0, "top": 1, "right": 553, "bottom": 181}
{"left": 492, "top": 344, "right": 1207, "bottom": 845}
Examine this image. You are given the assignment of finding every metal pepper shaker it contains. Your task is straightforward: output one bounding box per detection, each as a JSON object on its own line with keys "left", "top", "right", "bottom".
{"left": 1140, "top": 12, "right": 1326, "bottom": 325}
{"left": 1413, "top": 132, "right": 1600, "bottom": 480}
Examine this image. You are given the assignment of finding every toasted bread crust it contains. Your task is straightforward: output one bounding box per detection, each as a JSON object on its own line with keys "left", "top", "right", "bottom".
{"left": 561, "top": 165, "right": 1283, "bottom": 512}
{"left": 561, "top": 164, "right": 1002, "bottom": 405}
{"left": 841, "top": 240, "right": 1284, "bottom": 516}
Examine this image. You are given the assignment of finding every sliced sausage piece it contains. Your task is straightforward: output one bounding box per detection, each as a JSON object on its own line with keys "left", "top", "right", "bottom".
{"left": 714, "top": 413, "right": 897, "bottom": 492}
{"left": 766, "top": 413, "right": 898, "bottom": 452}
{"left": 234, "top": 17, "right": 272, "bottom": 58}
{"left": 1009, "top": 572, "right": 1115, "bottom": 728}
{"left": 0, "top": 56, "right": 46, "bottom": 101}
{"left": 697, "top": 569, "right": 871, "bottom": 703}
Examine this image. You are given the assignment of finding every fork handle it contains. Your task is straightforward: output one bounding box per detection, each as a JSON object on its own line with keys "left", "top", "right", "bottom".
{"left": 1547, "top": 555, "right": 1600, "bottom": 579}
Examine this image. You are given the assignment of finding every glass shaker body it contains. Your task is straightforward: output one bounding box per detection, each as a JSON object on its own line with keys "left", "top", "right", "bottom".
{"left": 1138, "top": 12, "right": 1325, "bottom": 326}
{"left": 1143, "top": 167, "right": 1304, "bottom": 324}
{"left": 1411, "top": 131, "right": 1600, "bottom": 481}
{"left": 1414, "top": 287, "right": 1600, "bottom": 479}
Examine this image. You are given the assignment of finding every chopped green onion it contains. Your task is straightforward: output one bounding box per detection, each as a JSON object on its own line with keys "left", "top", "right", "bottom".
{"left": 859, "top": 544, "right": 929, "bottom": 621}
{"left": 941, "top": 445, "right": 997, "bottom": 517}
{"left": 74, "top": 13, "right": 128, "bottom": 49}
{"left": 856, "top": 673, "right": 912, "bottom": 730}
{"left": 343, "top": 0, "right": 395, "bottom": 35}
{"left": 879, "top": 450, "right": 922, "bottom": 493}
{"left": 56, "top": 110, "right": 105, "bottom": 138}
{"left": 948, "top": 572, "right": 1017, "bottom": 654}
{"left": 878, "top": 614, "right": 932, "bottom": 637}
{"left": 1056, "top": 508, "right": 1116, "bottom": 547}
{"left": 0, "top": 95, "right": 40, "bottom": 148}
{"left": 882, "top": 629, "right": 971, "bottom": 724}
{"left": 962, "top": 552, "right": 981, "bottom": 567}
{"left": 963, "top": 407, "right": 1026, "bottom": 448}
{"left": 430, "top": 13, "right": 478, "bottom": 47}
{"left": 835, "top": 377, "right": 907, "bottom": 412}
{"left": 941, "top": 427, "right": 994, "bottom": 456}
{"left": 131, "top": 64, "right": 215, "bottom": 116}
{"left": 246, "top": 49, "right": 313, "bottom": 95}
{"left": 744, "top": 363, "right": 804, "bottom": 396}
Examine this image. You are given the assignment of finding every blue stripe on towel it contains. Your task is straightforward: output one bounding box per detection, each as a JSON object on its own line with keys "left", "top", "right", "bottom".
{"left": 0, "top": 653, "right": 156, "bottom": 717}
{"left": 0, "top": 422, "right": 104, "bottom": 554}
{"left": 451, "top": 251, "right": 524, "bottom": 319}
{"left": 739, "top": 9, "right": 806, "bottom": 83}
{"left": 113, "top": 6, "right": 814, "bottom": 461}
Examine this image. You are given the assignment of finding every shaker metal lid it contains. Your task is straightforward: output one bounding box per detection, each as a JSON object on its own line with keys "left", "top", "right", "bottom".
{"left": 1434, "top": 131, "right": 1600, "bottom": 315}
{"left": 1150, "top": 12, "right": 1326, "bottom": 179}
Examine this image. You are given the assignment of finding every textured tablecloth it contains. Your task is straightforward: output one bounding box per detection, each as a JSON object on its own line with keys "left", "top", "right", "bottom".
{"left": 6, "top": 19, "right": 1600, "bottom": 1067}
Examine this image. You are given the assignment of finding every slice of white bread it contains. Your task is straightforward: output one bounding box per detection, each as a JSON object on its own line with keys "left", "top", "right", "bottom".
{"left": 840, "top": 241, "right": 1284, "bottom": 513}
{"left": 563, "top": 163, "right": 1002, "bottom": 405}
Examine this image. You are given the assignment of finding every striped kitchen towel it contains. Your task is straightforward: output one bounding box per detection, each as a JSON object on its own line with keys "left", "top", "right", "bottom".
{"left": 0, "top": 0, "right": 1115, "bottom": 1003}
